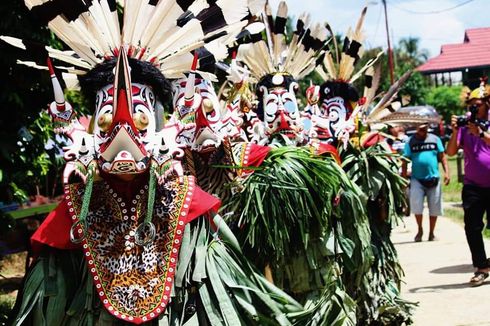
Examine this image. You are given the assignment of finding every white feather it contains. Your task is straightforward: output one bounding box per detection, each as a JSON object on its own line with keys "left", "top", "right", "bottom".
{"left": 247, "top": 0, "right": 265, "bottom": 16}
{"left": 368, "top": 70, "right": 412, "bottom": 123}
{"left": 0, "top": 36, "right": 26, "bottom": 49}
{"left": 217, "top": 0, "right": 249, "bottom": 24}
{"left": 272, "top": 1, "right": 287, "bottom": 66}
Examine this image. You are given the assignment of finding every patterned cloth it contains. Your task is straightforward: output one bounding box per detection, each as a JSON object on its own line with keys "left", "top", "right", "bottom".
{"left": 31, "top": 174, "right": 220, "bottom": 323}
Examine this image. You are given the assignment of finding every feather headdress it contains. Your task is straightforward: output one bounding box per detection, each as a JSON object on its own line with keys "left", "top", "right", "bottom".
{"left": 236, "top": 0, "right": 329, "bottom": 81}
{"left": 3, "top": 0, "right": 254, "bottom": 80}
{"left": 462, "top": 76, "right": 490, "bottom": 103}
{"left": 365, "top": 69, "right": 412, "bottom": 124}
{"left": 316, "top": 7, "right": 381, "bottom": 84}
{"left": 315, "top": 6, "right": 384, "bottom": 120}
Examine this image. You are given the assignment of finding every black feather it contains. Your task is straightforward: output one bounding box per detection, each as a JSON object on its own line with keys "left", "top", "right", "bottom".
{"left": 79, "top": 58, "right": 172, "bottom": 110}
{"left": 107, "top": 0, "right": 117, "bottom": 11}
{"left": 274, "top": 17, "right": 287, "bottom": 35}
{"left": 196, "top": 5, "right": 227, "bottom": 35}
{"left": 30, "top": 0, "right": 90, "bottom": 25}
{"left": 194, "top": 47, "right": 217, "bottom": 73}
{"left": 177, "top": 10, "right": 195, "bottom": 27}
{"left": 319, "top": 80, "right": 359, "bottom": 104}
{"left": 176, "top": 0, "right": 195, "bottom": 12}
{"left": 365, "top": 75, "right": 373, "bottom": 88}
{"left": 301, "top": 30, "right": 314, "bottom": 52}
{"left": 346, "top": 40, "right": 362, "bottom": 62}
{"left": 295, "top": 18, "right": 305, "bottom": 36}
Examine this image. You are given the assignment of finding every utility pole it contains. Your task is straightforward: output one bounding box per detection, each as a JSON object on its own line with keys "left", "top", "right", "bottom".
{"left": 382, "top": 0, "right": 395, "bottom": 85}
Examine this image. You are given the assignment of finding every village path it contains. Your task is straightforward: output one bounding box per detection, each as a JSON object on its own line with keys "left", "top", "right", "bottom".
{"left": 393, "top": 204, "right": 490, "bottom": 326}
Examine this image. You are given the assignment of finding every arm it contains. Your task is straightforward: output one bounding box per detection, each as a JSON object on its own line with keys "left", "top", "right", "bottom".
{"left": 446, "top": 115, "right": 460, "bottom": 156}
{"left": 401, "top": 159, "right": 408, "bottom": 178}
{"left": 468, "top": 122, "right": 490, "bottom": 146}
{"left": 401, "top": 141, "right": 409, "bottom": 178}
{"left": 438, "top": 152, "right": 450, "bottom": 185}
{"left": 481, "top": 130, "right": 490, "bottom": 145}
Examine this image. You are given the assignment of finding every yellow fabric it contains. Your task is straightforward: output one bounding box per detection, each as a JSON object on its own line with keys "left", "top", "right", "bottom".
{"left": 468, "top": 84, "right": 490, "bottom": 101}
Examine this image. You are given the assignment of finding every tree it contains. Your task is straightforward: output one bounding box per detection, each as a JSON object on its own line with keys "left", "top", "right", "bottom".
{"left": 426, "top": 86, "right": 465, "bottom": 123}
{"left": 356, "top": 38, "right": 430, "bottom": 106}
{"left": 0, "top": 2, "right": 62, "bottom": 204}
{"left": 397, "top": 37, "right": 429, "bottom": 66}
{"left": 395, "top": 62, "right": 429, "bottom": 106}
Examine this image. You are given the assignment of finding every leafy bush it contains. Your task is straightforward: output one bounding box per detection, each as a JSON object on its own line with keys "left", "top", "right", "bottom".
{"left": 426, "top": 86, "right": 465, "bottom": 123}
{"left": 396, "top": 63, "right": 429, "bottom": 106}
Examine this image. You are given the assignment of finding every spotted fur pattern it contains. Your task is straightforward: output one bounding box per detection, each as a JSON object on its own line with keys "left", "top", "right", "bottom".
{"left": 67, "top": 177, "right": 189, "bottom": 320}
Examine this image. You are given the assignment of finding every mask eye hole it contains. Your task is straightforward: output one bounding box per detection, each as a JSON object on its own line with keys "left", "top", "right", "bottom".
{"left": 133, "top": 112, "right": 149, "bottom": 131}
{"left": 284, "top": 100, "right": 296, "bottom": 114}
{"left": 265, "top": 102, "right": 278, "bottom": 120}
{"left": 202, "top": 98, "right": 214, "bottom": 113}
{"left": 97, "top": 112, "right": 113, "bottom": 132}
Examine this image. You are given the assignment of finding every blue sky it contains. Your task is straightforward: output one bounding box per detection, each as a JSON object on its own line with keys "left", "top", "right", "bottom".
{"left": 269, "top": 0, "right": 489, "bottom": 58}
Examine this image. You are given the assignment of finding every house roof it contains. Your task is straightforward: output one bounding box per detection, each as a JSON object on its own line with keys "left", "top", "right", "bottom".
{"left": 417, "top": 27, "right": 490, "bottom": 74}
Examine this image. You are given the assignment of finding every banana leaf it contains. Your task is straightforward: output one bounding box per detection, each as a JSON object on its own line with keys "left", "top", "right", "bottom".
{"left": 223, "top": 146, "right": 373, "bottom": 323}
{"left": 340, "top": 143, "right": 415, "bottom": 325}
{"left": 11, "top": 216, "right": 307, "bottom": 326}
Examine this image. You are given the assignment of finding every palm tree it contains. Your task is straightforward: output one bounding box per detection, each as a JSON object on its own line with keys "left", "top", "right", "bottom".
{"left": 397, "top": 37, "right": 429, "bottom": 66}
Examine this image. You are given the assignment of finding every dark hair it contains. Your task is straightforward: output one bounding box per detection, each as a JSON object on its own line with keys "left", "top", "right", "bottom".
{"left": 79, "top": 58, "right": 172, "bottom": 109}
{"left": 255, "top": 73, "right": 297, "bottom": 119}
{"left": 319, "top": 80, "right": 359, "bottom": 103}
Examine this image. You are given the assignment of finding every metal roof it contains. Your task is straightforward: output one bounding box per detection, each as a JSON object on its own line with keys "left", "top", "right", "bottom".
{"left": 417, "top": 27, "right": 490, "bottom": 74}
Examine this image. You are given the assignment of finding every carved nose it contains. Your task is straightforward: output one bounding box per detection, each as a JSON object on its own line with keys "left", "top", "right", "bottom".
{"left": 108, "top": 47, "right": 138, "bottom": 134}
{"left": 279, "top": 111, "right": 289, "bottom": 130}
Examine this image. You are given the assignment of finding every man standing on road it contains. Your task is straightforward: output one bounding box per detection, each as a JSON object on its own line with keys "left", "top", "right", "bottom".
{"left": 447, "top": 82, "right": 490, "bottom": 286}
{"left": 402, "top": 123, "right": 450, "bottom": 242}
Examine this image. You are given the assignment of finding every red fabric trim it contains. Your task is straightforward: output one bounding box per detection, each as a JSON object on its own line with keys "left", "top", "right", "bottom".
{"left": 316, "top": 143, "right": 342, "bottom": 164}
{"left": 186, "top": 179, "right": 221, "bottom": 224}
{"left": 30, "top": 200, "right": 80, "bottom": 255}
{"left": 244, "top": 143, "right": 270, "bottom": 168}
{"left": 361, "top": 132, "right": 385, "bottom": 148}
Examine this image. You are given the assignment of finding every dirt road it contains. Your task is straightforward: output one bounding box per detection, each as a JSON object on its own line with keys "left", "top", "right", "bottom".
{"left": 394, "top": 213, "right": 490, "bottom": 326}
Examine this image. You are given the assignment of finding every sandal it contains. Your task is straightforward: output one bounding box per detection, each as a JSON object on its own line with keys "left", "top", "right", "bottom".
{"left": 470, "top": 271, "right": 489, "bottom": 287}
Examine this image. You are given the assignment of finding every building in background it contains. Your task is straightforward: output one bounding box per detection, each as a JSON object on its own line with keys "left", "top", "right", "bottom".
{"left": 418, "top": 27, "right": 490, "bottom": 88}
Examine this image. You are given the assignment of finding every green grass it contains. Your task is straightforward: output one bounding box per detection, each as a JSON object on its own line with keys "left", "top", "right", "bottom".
{"left": 442, "top": 156, "right": 463, "bottom": 203}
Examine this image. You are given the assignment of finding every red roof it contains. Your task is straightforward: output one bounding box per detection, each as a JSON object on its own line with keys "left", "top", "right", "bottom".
{"left": 417, "top": 27, "right": 490, "bottom": 73}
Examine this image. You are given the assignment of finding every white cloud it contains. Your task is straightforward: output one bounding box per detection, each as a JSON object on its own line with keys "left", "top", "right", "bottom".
{"left": 267, "top": 0, "right": 490, "bottom": 58}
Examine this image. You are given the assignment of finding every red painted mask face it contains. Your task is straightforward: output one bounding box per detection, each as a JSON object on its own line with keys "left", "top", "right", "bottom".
{"left": 172, "top": 78, "right": 223, "bottom": 151}
{"left": 261, "top": 83, "right": 300, "bottom": 140}
{"left": 219, "top": 97, "right": 245, "bottom": 140}
{"left": 93, "top": 83, "right": 158, "bottom": 174}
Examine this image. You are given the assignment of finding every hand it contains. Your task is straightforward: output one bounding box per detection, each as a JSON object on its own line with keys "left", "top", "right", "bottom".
{"left": 467, "top": 122, "right": 481, "bottom": 137}
{"left": 444, "top": 174, "right": 450, "bottom": 186}
{"left": 450, "top": 115, "right": 459, "bottom": 132}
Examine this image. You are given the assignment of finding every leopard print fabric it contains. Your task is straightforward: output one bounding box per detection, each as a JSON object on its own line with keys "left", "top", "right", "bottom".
{"left": 65, "top": 176, "right": 193, "bottom": 324}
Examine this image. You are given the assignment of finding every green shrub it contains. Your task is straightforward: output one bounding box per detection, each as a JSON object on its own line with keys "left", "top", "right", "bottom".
{"left": 426, "top": 86, "right": 465, "bottom": 123}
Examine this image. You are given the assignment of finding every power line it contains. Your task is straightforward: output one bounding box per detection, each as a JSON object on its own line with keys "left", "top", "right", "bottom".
{"left": 372, "top": 2, "right": 384, "bottom": 42}
{"left": 390, "top": 0, "right": 475, "bottom": 15}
